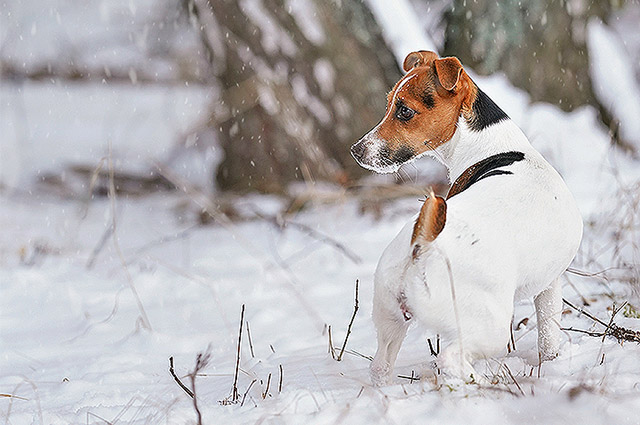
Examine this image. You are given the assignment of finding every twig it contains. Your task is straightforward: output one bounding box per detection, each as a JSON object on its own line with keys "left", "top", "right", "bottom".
{"left": 169, "top": 357, "right": 194, "bottom": 399}
{"left": 566, "top": 267, "right": 616, "bottom": 278}
{"left": 126, "top": 225, "right": 197, "bottom": 264}
{"left": 328, "top": 325, "right": 336, "bottom": 359}
{"left": 562, "top": 299, "right": 640, "bottom": 343}
{"left": 246, "top": 321, "right": 255, "bottom": 358}
{"left": 240, "top": 380, "right": 257, "bottom": 407}
{"left": 561, "top": 327, "right": 606, "bottom": 338}
{"left": 337, "top": 280, "right": 360, "bottom": 361}
{"left": 0, "top": 394, "right": 28, "bottom": 401}
{"left": 86, "top": 223, "right": 113, "bottom": 269}
{"left": 427, "top": 335, "right": 440, "bottom": 357}
{"left": 563, "top": 298, "right": 609, "bottom": 327}
{"left": 278, "top": 365, "right": 283, "bottom": 393}
{"left": 503, "top": 364, "right": 525, "bottom": 397}
{"left": 232, "top": 304, "right": 245, "bottom": 402}
{"left": 255, "top": 211, "right": 362, "bottom": 264}
{"left": 397, "top": 371, "right": 419, "bottom": 383}
{"left": 338, "top": 349, "right": 373, "bottom": 362}
{"left": 190, "top": 348, "right": 211, "bottom": 425}
{"left": 509, "top": 322, "right": 517, "bottom": 352}
{"left": 603, "top": 302, "right": 625, "bottom": 342}
{"left": 537, "top": 352, "right": 541, "bottom": 379}
{"left": 262, "top": 373, "right": 271, "bottom": 399}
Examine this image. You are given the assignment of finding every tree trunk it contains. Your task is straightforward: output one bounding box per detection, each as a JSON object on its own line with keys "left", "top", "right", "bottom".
{"left": 444, "top": 0, "right": 611, "bottom": 111}
{"left": 195, "top": 0, "right": 400, "bottom": 193}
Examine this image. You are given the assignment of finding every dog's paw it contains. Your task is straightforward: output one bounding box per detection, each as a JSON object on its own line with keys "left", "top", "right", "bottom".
{"left": 370, "top": 360, "right": 392, "bottom": 387}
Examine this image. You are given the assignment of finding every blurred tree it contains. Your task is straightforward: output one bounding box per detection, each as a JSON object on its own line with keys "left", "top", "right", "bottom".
{"left": 192, "top": 0, "right": 400, "bottom": 193}
{"left": 443, "top": 0, "right": 612, "bottom": 111}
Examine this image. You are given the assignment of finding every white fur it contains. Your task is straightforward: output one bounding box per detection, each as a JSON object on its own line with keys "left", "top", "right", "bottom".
{"left": 370, "top": 118, "right": 583, "bottom": 385}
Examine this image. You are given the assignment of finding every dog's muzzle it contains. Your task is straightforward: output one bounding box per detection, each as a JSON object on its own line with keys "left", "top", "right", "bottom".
{"left": 350, "top": 132, "right": 404, "bottom": 174}
{"left": 350, "top": 140, "right": 367, "bottom": 163}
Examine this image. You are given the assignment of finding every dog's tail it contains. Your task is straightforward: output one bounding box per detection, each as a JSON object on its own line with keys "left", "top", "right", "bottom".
{"left": 411, "top": 188, "right": 447, "bottom": 260}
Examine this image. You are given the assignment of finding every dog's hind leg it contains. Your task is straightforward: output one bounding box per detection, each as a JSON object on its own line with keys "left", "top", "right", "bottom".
{"left": 534, "top": 276, "right": 563, "bottom": 361}
{"left": 370, "top": 305, "right": 409, "bottom": 386}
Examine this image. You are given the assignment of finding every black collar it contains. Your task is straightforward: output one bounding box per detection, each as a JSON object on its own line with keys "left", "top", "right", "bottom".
{"left": 446, "top": 151, "right": 525, "bottom": 199}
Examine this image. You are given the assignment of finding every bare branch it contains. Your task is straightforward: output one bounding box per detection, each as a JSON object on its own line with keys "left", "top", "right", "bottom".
{"left": 232, "top": 305, "right": 245, "bottom": 402}
{"left": 168, "top": 357, "right": 194, "bottom": 398}
{"left": 337, "top": 280, "right": 360, "bottom": 361}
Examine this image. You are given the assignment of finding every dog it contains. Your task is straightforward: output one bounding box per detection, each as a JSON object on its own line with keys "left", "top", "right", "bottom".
{"left": 350, "top": 51, "right": 583, "bottom": 385}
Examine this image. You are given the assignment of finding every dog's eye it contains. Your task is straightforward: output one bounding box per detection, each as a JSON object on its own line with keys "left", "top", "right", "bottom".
{"left": 396, "top": 105, "right": 416, "bottom": 121}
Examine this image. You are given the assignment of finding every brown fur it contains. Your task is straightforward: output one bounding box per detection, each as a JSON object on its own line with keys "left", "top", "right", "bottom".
{"left": 447, "top": 166, "right": 477, "bottom": 199}
{"left": 411, "top": 192, "right": 447, "bottom": 247}
{"left": 377, "top": 51, "right": 478, "bottom": 160}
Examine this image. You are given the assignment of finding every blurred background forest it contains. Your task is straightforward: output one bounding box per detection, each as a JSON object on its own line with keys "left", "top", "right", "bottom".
{"left": 2, "top": 0, "right": 640, "bottom": 200}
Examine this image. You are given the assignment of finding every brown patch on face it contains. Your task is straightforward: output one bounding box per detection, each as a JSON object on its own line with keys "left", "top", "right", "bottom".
{"left": 375, "top": 52, "right": 478, "bottom": 162}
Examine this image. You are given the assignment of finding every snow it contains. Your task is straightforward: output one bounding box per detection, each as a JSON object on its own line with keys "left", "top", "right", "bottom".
{"left": 1, "top": 159, "right": 640, "bottom": 423}
{"left": 240, "top": 0, "right": 297, "bottom": 57}
{"left": 286, "top": 0, "right": 326, "bottom": 46}
{"left": 0, "top": 0, "right": 205, "bottom": 81}
{"left": 0, "top": 81, "right": 216, "bottom": 192}
{"left": 587, "top": 18, "right": 640, "bottom": 151}
{"left": 365, "top": 0, "right": 438, "bottom": 63}
{"left": 2, "top": 77, "right": 640, "bottom": 421}
{"left": 2, "top": 2, "right": 640, "bottom": 424}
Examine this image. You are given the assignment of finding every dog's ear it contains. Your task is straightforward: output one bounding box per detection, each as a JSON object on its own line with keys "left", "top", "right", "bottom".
{"left": 403, "top": 50, "right": 439, "bottom": 72}
{"left": 434, "top": 57, "right": 463, "bottom": 91}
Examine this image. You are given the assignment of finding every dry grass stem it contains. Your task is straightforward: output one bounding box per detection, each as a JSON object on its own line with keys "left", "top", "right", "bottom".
{"left": 255, "top": 211, "right": 362, "bottom": 264}
{"left": 563, "top": 299, "right": 640, "bottom": 344}
{"left": 189, "top": 348, "right": 212, "bottom": 425}
{"left": 502, "top": 364, "right": 525, "bottom": 397}
{"left": 246, "top": 321, "right": 255, "bottom": 358}
{"left": 240, "top": 380, "right": 257, "bottom": 407}
{"left": 427, "top": 335, "right": 440, "bottom": 357}
{"left": 262, "top": 373, "right": 272, "bottom": 399}
{"left": 337, "top": 279, "right": 360, "bottom": 362}
{"left": 168, "top": 357, "right": 194, "bottom": 399}
{"left": 232, "top": 305, "right": 245, "bottom": 403}
{"left": 328, "top": 325, "right": 336, "bottom": 360}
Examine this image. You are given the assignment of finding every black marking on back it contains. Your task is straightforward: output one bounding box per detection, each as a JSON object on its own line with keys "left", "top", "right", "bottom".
{"left": 468, "top": 87, "right": 509, "bottom": 131}
{"left": 476, "top": 169, "right": 513, "bottom": 182}
{"left": 447, "top": 151, "right": 525, "bottom": 199}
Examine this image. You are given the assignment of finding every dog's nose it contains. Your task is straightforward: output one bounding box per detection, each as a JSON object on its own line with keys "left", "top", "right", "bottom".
{"left": 350, "top": 141, "right": 366, "bottom": 161}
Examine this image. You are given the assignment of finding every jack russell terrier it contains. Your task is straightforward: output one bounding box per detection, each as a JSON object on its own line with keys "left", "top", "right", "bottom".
{"left": 350, "top": 51, "right": 583, "bottom": 385}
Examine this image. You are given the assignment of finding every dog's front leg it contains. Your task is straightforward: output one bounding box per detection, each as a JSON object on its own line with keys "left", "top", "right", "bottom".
{"left": 534, "top": 276, "right": 563, "bottom": 361}
{"left": 370, "top": 302, "right": 409, "bottom": 386}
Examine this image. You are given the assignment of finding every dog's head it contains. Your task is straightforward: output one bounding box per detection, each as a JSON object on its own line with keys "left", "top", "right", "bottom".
{"left": 350, "top": 51, "right": 476, "bottom": 173}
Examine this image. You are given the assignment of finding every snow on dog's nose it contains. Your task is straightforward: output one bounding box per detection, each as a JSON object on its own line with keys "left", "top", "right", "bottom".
{"left": 350, "top": 130, "right": 404, "bottom": 174}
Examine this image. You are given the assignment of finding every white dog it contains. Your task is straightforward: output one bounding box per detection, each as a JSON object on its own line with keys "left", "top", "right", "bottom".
{"left": 350, "top": 51, "right": 583, "bottom": 385}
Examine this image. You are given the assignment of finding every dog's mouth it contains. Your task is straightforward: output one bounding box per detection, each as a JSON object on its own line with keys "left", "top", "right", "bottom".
{"left": 350, "top": 135, "right": 418, "bottom": 174}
